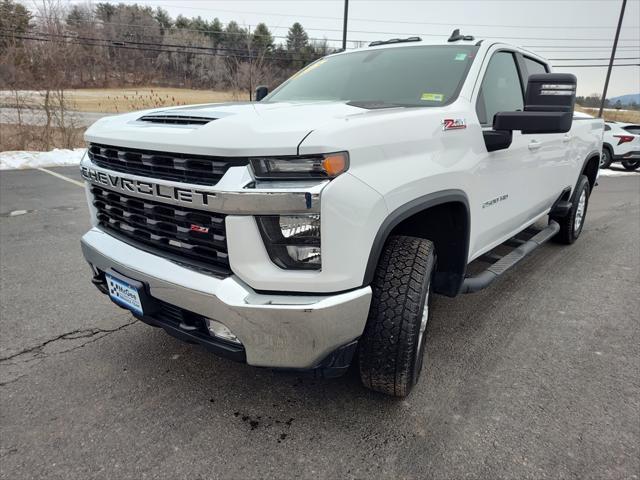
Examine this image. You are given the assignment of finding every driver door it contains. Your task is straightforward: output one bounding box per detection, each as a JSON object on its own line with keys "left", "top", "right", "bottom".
{"left": 470, "top": 50, "right": 540, "bottom": 259}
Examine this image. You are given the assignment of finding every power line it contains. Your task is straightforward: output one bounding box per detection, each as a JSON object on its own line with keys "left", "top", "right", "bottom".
{"left": 0, "top": 33, "right": 301, "bottom": 62}
{"left": 142, "top": 3, "right": 640, "bottom": 30}
{"left": 1, "top": 29, "right": 300, "bottom": 57}
{"left": 29, "top": 14, "right": 368, "bottom": 45}
{"left": 5, "top": 32, "right": 638, "bottom": 69}
{"left": 28, "top": 14, "right": 640, "bottom": 44}
{"left": 547, "top": 57, "right": 640, "bottom": 60}
{"left": 520, "top": 45, "right": 639, "bottom": 50}
{"left": 553, "top": 64, "right": 639, "bottom": 67}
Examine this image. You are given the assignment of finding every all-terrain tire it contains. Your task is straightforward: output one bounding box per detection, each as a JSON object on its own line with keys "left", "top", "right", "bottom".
{"left": 358, "top": 235, "right": 435, "bottom": 397}
{"left": 600, "top": 147, "right": 612, "bottom": 169}
{"left": 553, "top": 175, "right": 590, "bottom": 245}
{"left": 621, "top": 159, "right": 640, "bottom": 171}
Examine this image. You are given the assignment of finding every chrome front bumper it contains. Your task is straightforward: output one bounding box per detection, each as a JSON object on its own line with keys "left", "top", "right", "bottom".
{"left": 81, "top": 228, "right": 371, "bottom": 369}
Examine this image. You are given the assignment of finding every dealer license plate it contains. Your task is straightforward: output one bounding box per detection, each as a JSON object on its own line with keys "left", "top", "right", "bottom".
{"left": 105, "top": 273, "right": 143, "bottom": 315}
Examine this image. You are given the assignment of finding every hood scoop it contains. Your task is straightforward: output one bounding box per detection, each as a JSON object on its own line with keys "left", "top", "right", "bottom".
{"left": 137, "top": 114, "right": 217, "bottom": 125}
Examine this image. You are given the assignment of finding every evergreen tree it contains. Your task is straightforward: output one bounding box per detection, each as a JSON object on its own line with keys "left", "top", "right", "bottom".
{"left": 221, "top": 21, "right": 249, "bottom": 52}
{"left": 252, "top": 23, "right": 274, "bottom": 53}
{"left": 154, "top": 7, "right": 172, "bottom": 32}
{"left": 174, "top": 14, "right": 191, "bottom": 30}
{"left": 95, "top": 2, "right": 116, "bottom": 22}
{"left": 286, "top": 22, "right": 308, "bottom": 52}
{"left": 0, "top": 0, "right": 31, "bottom": 49}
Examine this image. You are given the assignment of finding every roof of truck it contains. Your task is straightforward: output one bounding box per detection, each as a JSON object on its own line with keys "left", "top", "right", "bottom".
{"left": 344, "top": 33, "right": 550, "bottom": 65}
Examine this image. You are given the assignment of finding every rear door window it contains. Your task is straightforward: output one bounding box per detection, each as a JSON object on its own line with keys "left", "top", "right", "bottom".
{"left": 523, "top": 57, "right": 548, "bottom": 77}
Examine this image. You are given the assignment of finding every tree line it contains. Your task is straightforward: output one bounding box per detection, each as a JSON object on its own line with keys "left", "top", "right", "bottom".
{"left": 0, "top": 0, "right": 335, "bottom": 95}
{"left": 575, "top": 95, "right": 639, "bottom": 111}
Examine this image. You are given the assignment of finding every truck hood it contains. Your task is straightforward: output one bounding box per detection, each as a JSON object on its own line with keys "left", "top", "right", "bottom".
{"left": 84, "top": 101, "right": 372, "bottom": 157}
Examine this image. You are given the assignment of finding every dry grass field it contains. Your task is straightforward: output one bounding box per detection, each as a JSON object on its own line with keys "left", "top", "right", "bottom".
{"left": 0, "top": 123, "right": 85, "bottom": 151}
{"left": 0, "top": 88, "right": 250, "bottom": 113}
{"left": 576, "top": 106, "right": 640, "bottom": 123}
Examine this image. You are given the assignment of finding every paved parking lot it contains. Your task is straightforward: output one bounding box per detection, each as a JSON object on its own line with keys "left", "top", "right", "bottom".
{"left": 1, "top": 167, "right": 639, "bottom": 480}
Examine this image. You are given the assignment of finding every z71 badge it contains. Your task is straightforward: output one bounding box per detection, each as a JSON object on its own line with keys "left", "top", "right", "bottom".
{"left": 442, "top": 118, "right": 466, "bottom": 131}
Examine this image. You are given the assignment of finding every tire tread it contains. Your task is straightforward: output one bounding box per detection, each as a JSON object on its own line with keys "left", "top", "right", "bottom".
{"left": 359, "top": 235, "right": 434, "bottom": 397}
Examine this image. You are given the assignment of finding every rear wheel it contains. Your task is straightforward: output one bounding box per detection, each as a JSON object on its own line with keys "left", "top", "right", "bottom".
{"left": 621, "top": 159, "right": 640, "bottom": 171}
{"left": 553, "top": 175, "right": 590, "bottom": 245}
{"left": 358, "top": 235, "right": 435, "bottom": 397}
{"left": 600, "top": 148, "right": 612, "bottom": 169}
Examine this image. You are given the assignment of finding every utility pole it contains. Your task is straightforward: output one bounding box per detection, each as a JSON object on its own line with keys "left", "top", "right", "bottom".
{"left": 599, "top": 0, "right": 626, "bottom": 117}
{"left": 342, "top": 0, "right": 349, "bottom": 51}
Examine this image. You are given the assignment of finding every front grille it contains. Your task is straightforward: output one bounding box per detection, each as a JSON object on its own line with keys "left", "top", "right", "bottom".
{"left": 91, "top": 186, "right": 231, "bottom": 276}
{"left": 88, "top": 143, "right": 248, "bottom": 186}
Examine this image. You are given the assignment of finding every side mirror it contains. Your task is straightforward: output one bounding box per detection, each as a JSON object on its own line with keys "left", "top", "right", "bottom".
{"left": 493, "top": 73, "right": 577, "bottom": 134}
{"left": 255, "top": 85, "right": 269, "bottom": 101}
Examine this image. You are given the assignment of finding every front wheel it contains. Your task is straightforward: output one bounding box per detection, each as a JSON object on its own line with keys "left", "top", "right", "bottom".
{"left": 553, "top": 175, "right": 590, "bottom": 245}
{"left": 358, "top": 235, "right": 435, "bottom": 397}
{"left": 621, "top": 159, "right": 640, "bottom": 171}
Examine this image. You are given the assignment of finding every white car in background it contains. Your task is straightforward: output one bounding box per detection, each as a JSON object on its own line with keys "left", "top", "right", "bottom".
{"left": 601, "top": 121, "right": 640, "bottom": 170}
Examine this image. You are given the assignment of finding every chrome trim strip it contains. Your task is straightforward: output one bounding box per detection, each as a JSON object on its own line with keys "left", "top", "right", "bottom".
{"left": 80, "top": 159, "right": 324, "bottom": 215}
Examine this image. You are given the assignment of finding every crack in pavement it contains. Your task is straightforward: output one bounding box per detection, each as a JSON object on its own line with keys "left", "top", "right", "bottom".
{"left": 0, "top": 320, "right": 137, "bottom": 365}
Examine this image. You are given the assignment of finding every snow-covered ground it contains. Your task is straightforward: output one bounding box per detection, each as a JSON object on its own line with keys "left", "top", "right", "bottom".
{"left": 0, "top": 148, "right": 86, "bottom": 170}
{"left": 599, "top": 167, "right": 639, "bottom": 176}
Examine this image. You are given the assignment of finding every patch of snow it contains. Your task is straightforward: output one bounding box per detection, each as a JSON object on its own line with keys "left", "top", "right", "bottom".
{"left": 9, "top": 210, "right": 28, "bottom": 216}
{"left": 0, "top": 148, "right": 86, "bottom": 170}
{"left": 599, "top": 168, "right": 639, "bottom": 177}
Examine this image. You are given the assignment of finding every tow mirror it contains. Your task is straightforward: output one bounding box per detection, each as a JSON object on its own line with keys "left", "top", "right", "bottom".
{"left": 493, "top": 73, "right": 577, "bottom": 134}
{"left": 255, "top": 85, "right": 269, "bottom": 101}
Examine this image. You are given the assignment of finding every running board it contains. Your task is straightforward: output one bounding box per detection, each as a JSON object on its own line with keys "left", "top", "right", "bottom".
{"left": 460, "top": 220, "right": 560, "bottom": 294}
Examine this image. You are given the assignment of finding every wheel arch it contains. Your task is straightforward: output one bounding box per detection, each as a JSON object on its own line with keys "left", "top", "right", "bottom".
{"left": 581, "top": 151, "right": 601, "bottom": 191}
{"left": 363, "top": 190, "right": 470, "bottom": 297}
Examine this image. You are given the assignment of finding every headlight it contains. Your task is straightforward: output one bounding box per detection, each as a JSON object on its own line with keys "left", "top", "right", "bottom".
{"left": 256, "top": 214, "right": 321, "bottom": 270}
{"left": 250, "top": 152, "right": 348, "bottom": 180}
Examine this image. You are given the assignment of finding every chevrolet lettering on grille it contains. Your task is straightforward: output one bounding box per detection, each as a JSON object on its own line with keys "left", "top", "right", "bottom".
{"left": 81, "top": 166, "right": 217, "bottom": 207}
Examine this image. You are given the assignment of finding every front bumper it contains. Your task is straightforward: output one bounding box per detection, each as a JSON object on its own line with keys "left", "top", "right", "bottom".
{"left": 81, "top": 227, "right": 371, "bottom": 370}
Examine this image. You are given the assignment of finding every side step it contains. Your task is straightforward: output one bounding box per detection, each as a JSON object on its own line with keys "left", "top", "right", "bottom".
{"left": 460, "top": 220, "right": 560, "bottom": 294}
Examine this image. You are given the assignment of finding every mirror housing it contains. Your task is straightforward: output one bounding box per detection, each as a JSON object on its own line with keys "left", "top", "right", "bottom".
{"left": 493, "top": 73, "right": 577, "bottom": 134}
{"left": 255, "top": 85, "right": 269, "bottom": 101}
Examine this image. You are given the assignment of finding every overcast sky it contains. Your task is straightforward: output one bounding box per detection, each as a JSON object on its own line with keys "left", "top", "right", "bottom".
{"left": 61, "top": 0, "right": 640, "bottom": 97}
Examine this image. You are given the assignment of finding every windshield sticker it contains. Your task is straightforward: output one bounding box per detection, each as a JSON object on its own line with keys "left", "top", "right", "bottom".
{"left": 421, "top": 93, "right": 444, "bottom": 102}
{"left": 454, "top": 53, "right": 467, "bottom": 61}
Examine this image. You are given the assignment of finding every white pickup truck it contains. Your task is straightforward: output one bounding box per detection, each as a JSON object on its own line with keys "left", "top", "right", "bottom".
{"left": 80, "top": 31, "right": 603, "bottom": 397}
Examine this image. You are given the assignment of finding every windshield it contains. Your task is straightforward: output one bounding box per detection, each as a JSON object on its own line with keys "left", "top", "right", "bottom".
{"left": 267, "top": 45, "right": 479, "bottom": 107}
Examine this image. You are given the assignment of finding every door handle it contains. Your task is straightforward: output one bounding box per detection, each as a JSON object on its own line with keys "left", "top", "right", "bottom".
{"left": 562, "top": 134, "right": 571, "bottom": 143}
{"left": 528, "top": 140, "right": 542, "bottom": 151}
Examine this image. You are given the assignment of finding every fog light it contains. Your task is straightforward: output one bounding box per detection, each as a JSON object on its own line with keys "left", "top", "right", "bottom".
{"left": 285, "top": 245, "right": 321, "bottom": 265}
{"left": 206, "top": 319, "right": 241, "bottom": 344}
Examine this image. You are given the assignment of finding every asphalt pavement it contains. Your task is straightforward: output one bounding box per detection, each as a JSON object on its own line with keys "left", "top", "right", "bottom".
{"left": 0, "top": 167, "right": 638, "bottom": 480}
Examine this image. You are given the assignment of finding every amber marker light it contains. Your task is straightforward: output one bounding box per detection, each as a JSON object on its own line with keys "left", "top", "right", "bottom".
{"left": 322, "top": 152, "right": 349, "bottom": 177}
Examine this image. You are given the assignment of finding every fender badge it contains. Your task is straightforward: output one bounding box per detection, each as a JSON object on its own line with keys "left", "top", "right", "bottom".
{"left": 442, "top": 118, "right": 466, "bottom": 131}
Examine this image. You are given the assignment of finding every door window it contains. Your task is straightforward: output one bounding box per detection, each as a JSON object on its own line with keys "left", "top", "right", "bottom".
{"left": 476, "top": 52, "right": 524, "bottom": 125}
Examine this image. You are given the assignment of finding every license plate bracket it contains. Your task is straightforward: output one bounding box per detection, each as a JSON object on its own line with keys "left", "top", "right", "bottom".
{"left": 105, "top": 270, "right": 149, "bottom": 316}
